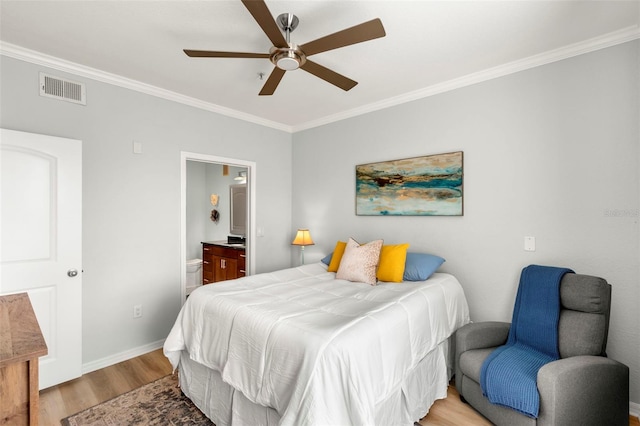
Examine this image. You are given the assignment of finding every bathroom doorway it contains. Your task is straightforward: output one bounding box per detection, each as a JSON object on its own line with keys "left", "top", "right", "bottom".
{"left": 180, "top": 151, "right": 256, "bottom": 302}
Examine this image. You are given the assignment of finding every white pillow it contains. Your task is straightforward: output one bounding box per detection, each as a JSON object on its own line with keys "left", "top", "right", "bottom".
{"left": 336, "top": 238, "right": 383, "bottom": 285}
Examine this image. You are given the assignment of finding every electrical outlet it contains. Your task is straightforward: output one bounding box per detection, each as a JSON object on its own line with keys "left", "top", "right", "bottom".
{"left": 133, "top": 304, "right": 143, "bottom": 318}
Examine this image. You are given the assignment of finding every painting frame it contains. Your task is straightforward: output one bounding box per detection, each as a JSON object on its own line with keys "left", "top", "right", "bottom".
{"left": 356, "top": 151, "right": 463, "bottom": 216}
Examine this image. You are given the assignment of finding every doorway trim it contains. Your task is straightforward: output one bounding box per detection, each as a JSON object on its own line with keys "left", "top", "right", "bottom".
{"left": 180, "top": 151, "right": 256, "bottom": 302}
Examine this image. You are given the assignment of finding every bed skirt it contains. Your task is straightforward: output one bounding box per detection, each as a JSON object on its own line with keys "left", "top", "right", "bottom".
{"left": 177, "top": 337, "right": 454, "bottom": 426}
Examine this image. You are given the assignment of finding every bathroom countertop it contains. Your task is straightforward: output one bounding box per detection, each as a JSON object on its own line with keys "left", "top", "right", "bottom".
{"left": 202, "top": 240, "right": 246, "bottom": 249}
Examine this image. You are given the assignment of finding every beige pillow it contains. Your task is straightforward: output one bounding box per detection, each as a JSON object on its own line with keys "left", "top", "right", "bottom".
{"left": 336, "top": 238, "right": 383, "bottom": 285}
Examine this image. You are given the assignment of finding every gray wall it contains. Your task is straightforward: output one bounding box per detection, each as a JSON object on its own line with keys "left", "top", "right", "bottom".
{"left": 292, "top": 41, "right": 640, "bottom": 404}
{"left": 0, "top": 56, "right": 293, "bottom": 365}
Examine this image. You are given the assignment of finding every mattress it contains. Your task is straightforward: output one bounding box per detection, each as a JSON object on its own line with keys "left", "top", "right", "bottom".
{"left": 164, "top": 262, "right": 470, "bottom": 426}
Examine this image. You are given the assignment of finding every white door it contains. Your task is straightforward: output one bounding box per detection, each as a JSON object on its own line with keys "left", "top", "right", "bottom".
{"left": 0, "top": 128, "right": 82, "bottom": 389}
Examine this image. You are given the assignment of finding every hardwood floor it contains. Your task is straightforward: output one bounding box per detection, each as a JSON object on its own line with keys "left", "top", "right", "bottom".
{"left": 39, "top": 349, "right": 172, "bottom": 425}
{"left": 40, "top": 348, "right": 639, "bottom": 426}
{"left": 418, "top": 385, "right": 492, "bottom": 426}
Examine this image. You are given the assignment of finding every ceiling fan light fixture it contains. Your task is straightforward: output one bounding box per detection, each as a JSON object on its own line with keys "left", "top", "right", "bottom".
{"left": 277, "top": 55, "right": 299, "bottom": 70}
{"left": 270, "top": 44, "right": 306, "bottom": 70}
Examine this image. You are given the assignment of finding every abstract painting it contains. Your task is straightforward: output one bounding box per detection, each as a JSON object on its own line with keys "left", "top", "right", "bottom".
{"left": 356, "top": 151, "right": 463, "bottom": 216}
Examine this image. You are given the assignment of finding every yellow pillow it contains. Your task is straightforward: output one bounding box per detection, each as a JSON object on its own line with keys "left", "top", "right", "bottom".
{"left": 377, "top": 243, "right": 410, "bottom": 282}
{"left": 327, "top": 241, "right": 347, "bottom": 272}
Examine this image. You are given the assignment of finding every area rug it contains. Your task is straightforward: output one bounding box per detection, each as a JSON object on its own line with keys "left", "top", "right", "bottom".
{"left": 61, "top": 374, "right": 214, "bottom": 425}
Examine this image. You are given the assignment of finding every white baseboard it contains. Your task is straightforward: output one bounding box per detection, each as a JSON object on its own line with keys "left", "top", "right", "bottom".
{"left": 82, "top": 339, "right": 165, "bottom": 375}
{"left": 630, "top": 401, "right": 640, "bottom": 419}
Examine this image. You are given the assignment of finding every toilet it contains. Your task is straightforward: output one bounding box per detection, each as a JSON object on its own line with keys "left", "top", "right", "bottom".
{"left": 186, "top": 258, "right": 203, "bottom": 293}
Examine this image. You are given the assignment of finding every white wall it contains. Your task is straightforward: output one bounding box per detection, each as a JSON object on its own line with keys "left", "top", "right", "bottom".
{"left": 292, "top": 41, "right": 640, "bottom": 405}
{"left": 186, "top": 161, "right": 207, "bottom": 260}
{"left": 186, "top": 161, "right": 246, "bottom": 260}
{"left": 0, "top": 56, "right": 293, "bottom": 366}
{"left": 205, "top": 164, "right": 246, "bottom": 241}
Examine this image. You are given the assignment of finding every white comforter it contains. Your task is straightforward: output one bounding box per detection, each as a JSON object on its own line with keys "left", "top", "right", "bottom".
{"left": 164, "top": 263, "right": 470, "bottom": 426}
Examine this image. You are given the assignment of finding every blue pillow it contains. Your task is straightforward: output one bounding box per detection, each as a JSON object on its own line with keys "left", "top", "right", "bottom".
{"left": 403, "top": 252, "right": 445, "bottom": 281}
{"left": 321, "top": 252, "right": 333, "bottom": 265}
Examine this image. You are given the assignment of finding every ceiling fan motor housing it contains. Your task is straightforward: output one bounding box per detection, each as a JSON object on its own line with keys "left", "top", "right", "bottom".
{"left": 270, "top": 44, "right": 306, "bottom": 70}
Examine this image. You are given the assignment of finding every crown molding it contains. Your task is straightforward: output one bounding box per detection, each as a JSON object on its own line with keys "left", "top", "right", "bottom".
{"left": 0, "top": 41, "right": 293, "bottom": 133}
{"left": 2, "top": 24, "right": 638, "bottom": 134}
{"left": 291, "top": 25, "right": 640, "bottom": 133}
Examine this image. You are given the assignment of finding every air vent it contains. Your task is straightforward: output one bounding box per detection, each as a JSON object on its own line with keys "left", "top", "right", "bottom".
{"left": 39, "top": 72, "right": 86, "bottom": 105}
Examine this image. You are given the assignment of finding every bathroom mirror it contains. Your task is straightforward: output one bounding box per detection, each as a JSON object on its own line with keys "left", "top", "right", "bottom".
{"left": 230, "top": 184, "right": 246, "bottom": 236}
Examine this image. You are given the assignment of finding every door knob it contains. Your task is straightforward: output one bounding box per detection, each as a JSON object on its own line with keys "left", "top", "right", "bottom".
{"left": 67, "top": 269, "right": 78, "bottom": 277}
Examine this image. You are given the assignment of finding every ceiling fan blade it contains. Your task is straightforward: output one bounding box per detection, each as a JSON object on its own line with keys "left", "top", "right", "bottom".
{"left": 300, "top": 60, "right": 357, "bottom": 92}
{"left": 299, "top": 18, "right": 385, "bottom": 56}
{"left": 184, "top": 49, "right": 269, "bottom": 58}
{"left": 241, "top": 0, "right": 288, "bottom": 48}
{"left": 259, "top": 67, "right": 286, "bottom": 96}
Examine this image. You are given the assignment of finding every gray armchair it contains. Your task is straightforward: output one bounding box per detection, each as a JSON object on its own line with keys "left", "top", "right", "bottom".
{"left": 455, "top": 273, "right": 629, "bottom": 426}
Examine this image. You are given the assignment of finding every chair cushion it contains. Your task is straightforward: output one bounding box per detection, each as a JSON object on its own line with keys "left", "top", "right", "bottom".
{"left": 459, "top": 347, "right": 496, "bottom": 383}
{"left": 560, "top": 274, "right": 609, "bottom": 313}
{"left": 559, "top": 311, "right": 607, "bottom": 358}
{"left": 558, "top": 274, "right": 610, "bottom": 357}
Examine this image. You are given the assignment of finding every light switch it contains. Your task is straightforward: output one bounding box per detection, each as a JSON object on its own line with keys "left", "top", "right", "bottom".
{"left": 524, "top": 236, "right": 536, "bottom": 252}
{"left": 133, "top": 141, "right": 143, "bottom": 154}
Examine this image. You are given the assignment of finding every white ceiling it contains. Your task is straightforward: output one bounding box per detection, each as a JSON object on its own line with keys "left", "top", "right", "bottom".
{"left": 1, "top": 1, "right": 639, "bottom": 132}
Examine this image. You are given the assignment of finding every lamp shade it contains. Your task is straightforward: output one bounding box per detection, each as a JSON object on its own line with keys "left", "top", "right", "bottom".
{"left": 292, "top": 229, "right": 314, "bottom": 246}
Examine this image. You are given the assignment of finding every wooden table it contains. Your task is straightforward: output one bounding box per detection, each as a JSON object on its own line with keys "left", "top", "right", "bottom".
{"left": 0, "top": 293, "right": 48, "bottom": 425}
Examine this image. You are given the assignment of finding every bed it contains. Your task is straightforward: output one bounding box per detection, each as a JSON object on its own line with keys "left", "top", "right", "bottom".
{"left": 164, "top": 261, "right": 470, "bottom": 426}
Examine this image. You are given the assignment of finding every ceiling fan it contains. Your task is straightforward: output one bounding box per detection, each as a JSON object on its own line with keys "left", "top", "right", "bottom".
{"left": 184, "top": 0, "right": 386, "bottom": 96}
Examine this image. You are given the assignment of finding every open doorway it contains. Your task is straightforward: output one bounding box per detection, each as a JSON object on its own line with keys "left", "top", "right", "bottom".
{"left": 180, "top": 152, "right": 256, "bottom": 302}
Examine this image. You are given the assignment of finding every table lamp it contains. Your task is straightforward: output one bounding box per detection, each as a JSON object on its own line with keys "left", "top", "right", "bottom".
{"left": 292, "top": 228, "right": 314, "bottom": 265}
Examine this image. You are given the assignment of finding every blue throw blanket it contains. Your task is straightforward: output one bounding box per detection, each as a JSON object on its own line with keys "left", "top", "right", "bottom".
{"left": 480, "top": 264, "right": 573, "bottom": 418}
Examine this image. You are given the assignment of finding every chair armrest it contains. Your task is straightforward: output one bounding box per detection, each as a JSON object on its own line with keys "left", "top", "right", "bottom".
{"left": 456, "top": 321, "right": 510, "bottom": 354}
{"left": 537, "top": 355, "right": 629, "bottom": 426}
{"left": 454, "top": 321, "right": 509, "bottom": 388}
